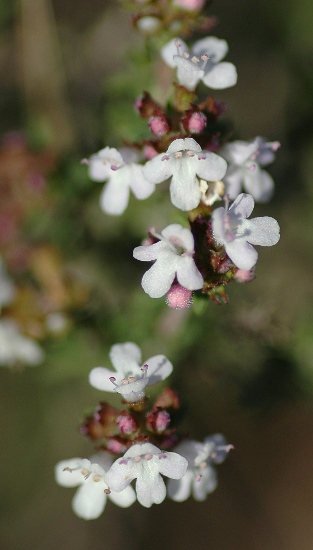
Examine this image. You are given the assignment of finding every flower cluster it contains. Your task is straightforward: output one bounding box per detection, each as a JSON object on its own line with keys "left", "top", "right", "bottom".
{"left": 56, "top": 342, "right": 232, "bottom": 517}
{"left": 56, "top": 0, "right": 281, "bottom": 522}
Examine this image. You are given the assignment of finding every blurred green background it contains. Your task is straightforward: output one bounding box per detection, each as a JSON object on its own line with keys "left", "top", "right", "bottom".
{"left": 1, "top": 1, "right": 313, "bottom": 549}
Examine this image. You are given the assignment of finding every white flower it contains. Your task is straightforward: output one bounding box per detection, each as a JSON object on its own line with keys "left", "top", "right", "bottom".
{"left": 55, "top": 452, "right": 136, "bottom": 520}
{"left": 0, "top": 319, "right": 44, "bottom": 366}
{"left": 104, "top": 442, "right": 188, "bottom": 508}
{"left": 0, "top": 257, "right": 15, "bottom": 308}
{"left": 142, "top": 138, "right": 227, "bottom": 211}
{"left": 87, "top": 146, "right": 155, "bottom": 215}
{"left": 89, "top": 342, "right": 173, "bottom": 403}
{"left": 161, "top": 37, "right": 237, "bottom": 91}
{"left": 133, "top": 223, "right": 204, "bottom": 298}
{"left": 167, "top": 434, "right": 233, "bottom": 502}
{"left": 220, "top": 137, "right": 280, "bottom": 202}
{"left": 212, "top": 193, "right": 280, "bottom": 271}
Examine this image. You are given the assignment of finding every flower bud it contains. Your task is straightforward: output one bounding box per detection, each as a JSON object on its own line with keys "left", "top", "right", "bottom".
{"left": 117, "top": 412, "right": 138, "bottom": 434}
{"left": 167, "top": 284, "right": 193, "bottom": 309}
{"left": 146, "top": 409, "right": 171, "bottom": 433}
{"left": 148, "top": 115, "right": 170, "bottom": 136}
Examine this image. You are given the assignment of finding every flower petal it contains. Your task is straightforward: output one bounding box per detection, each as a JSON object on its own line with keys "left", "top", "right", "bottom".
{"left": 229, "top": 193, "right": 255, "bottom": 219}
{"left": 128, "top": 164, "right": 155, "bottom": 199}
{"left": 89, "top": 366, "right": 116, "bottom": 391}
{"left": 108, "top": 485, "right": 136, "bottom": 508}
{"left": 135, "top": 472, "right": 166, "bottom": 507}
{"left": 99, "top": 175, "right": 130, "bottom": 215}
{"left": 161, "top": 223, "right": 195, "bottom": 252}
{"left": 144, "top": 354, "right": 173, "bottom": 385}
{"left": 192, "top": 36, "right": 229, "bottom": 64}
{"left": 88, "top": 147, "right": 124, "bottom": 181}
{"left": 169, "top": 166, "right": 201, "bottom": 211}
{"left": 55, "top": 458, "right": 85, "bottom": 487}
{"left": 140, "top": 255, "right": 177, "bottom": 298}
{"left": 220, "top": 140, "right": 258, "bottom": 165}
{"left": 245, "top": 217, "right": 280, "bottom": 246}
{"left": 211, "top": 206, "right": 226, "bottom": 245}
{"left": 133, "top": 240, "right": 171, "bottom": 262}
{"left": 176, "top": 256, "right": 204, "bottom": 290}
{"left": 167, "top": 137, "right": 202, "bottom": 154}
{"left": 161, "top": 38, "right": 189, "bottom": 68}
{"left": 174, "top": 56, "right": 204, "bottom": 90}
{"left": 225, "top": 239, "right": 258, "bottom": 270}
{"left": 243, "top": 168, "right": 274, "bottom": 203}
{"left": 202, "top": 62, "right": 237, "bottom": 89}
{"left": 157, "top": 452, "right": 188, "bottom": 479}
{"left": 194, "top": 152, "right": 227, "bottom": 182}
{"left": 109, "top": 342, "right": 142, "bottom": 375}
{"left": 192, "top": 466, "right": 217, "bottom": 501}
{"left": 143, "top": 154, "right": 175, "bottom": 184}
{"left": 167, "top": 470, "right": 194, "bottom": 502}
{"left": 223, "top": 166, "right": 244, "bottom": 199}
{"left": 72, "top": 480, "right": 107, "bottom": 520}
{"left": 104, "top": 459, "right": 136, "bottom": 492}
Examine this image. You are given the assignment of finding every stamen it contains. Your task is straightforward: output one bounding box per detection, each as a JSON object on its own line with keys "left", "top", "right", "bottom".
{"left": 110, "top": 164, "right": 118, "bottom": 171}
{"left": 161, "top": 155, "right": 170, "bottom": 161}
{"left": 270, "top": 140, "right": 281, "bottom": 151}
{"left": 93, "top": 475, "right": 101, "bottom": 482}
{"left": 104, "top": 488, "right": 111, "bottom": 494}
{"left": 211, "top": 444, "right": 234, "bottom": 459}
{"left": 158, "top": 453, "right": 167, "bottom": 459}
{"left": 119, "top": 459, "right": 128, "bottom": 465}
{"left": 121, "top": 378, "right": 129, "bottom": 385}
{"left": 223, "top": 194, "right": 230, "bottom": 211}
{"left": 201, "top": 53, "right": 210, "bottom": 69}
{"left": 134, "top": 456, "right": 142, "bottom": 463}
{"left": 186, "top": 150, "right": 195, "bottom": 157}
{"left": 174, "top": 151, "right": 183, "bottom": 158}
{"left": 199, "top": 461, "right": 207, "bottom": 470}
{"left": 195, "top": 474, "right": 202, "bottom": 482}
{"left": 191, "top": 56, "right": 200, "bottom": 64}
{"left": 141, "top": 363, "right": 148, "bottom": 375}
{"left": 145, "top": 453, "right": 153, "bottom": 460}
{"left": 109, "top": 376, "right": 118, "bottom": 387}
{"left": 183, "top": 52, "right": 190, "bottom": 59}
{"left": 174, "top": 39, "right": 182, "bottom": 56}
{"left": 197, "top": 154, "right": 206, "bottom": 160}
{"left": 128, "top": 376, "right": 136, "bottom": 383}
{"left": 80, "top": 158, "right": 89, "bottom": 165}
{"left": 249, "top": 163, "right": 256, "bottom": 172}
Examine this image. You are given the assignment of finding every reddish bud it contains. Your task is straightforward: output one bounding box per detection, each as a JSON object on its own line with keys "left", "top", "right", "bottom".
{"left": 117, "top": 412, "right": 138, "bottom": 434}
{"left": 81, "top": 402, "right": 120, "bottom": 440}
{"left": 166, "top": 284, "right": 193, "bottom": 309}
{"left": 153, "top": 387, "right": 180, "bottom": 410}
{"left": 135, "top": 91, "right": 164, "bottom": 119}
{"left": 148, "top": 115, "right": 170, "bottom": 137}
{"left": 234, "top": 268, "right": 255, "bottom": 283}
{"left": 146, "top": 409, "right": 171, "bottom": 433}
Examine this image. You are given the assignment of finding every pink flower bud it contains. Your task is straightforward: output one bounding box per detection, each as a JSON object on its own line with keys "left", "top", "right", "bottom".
{"left": 187, "top": 112, "right": 207, "bottom": 133}
{"left": 117, "top": 413, "right": 137, "bottom": 434}
{"left": 234, "top": 268, "right": 255, "bottom": 283}
{"left": 166, "top": 284, "right": 193, "bottom": 309}
{"left": 155, "top": 410, "right": 170, "bottom": 432}
{"left": 149, "top": 116, "right": 169, "bottom": 137}
{"left": 143, "top": 144, "right": 159, "bottom": 159}
{"left": 107, "top": 439, "right": 127, "bottom": 455}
